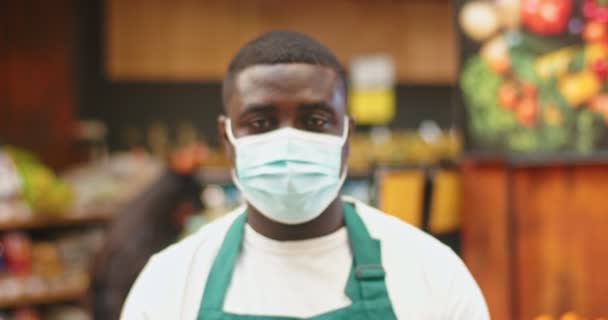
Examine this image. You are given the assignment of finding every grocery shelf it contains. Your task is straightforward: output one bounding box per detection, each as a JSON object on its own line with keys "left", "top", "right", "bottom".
{"left": 0, "top": 211, "right": 113, "bottom": 232}
{"left": 0, "top": 276, "right": 89, "bottom": 308}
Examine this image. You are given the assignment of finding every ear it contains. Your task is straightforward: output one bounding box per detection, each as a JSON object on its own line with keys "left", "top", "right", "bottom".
{"left": 217, "top": 115, "right": 234, "bottom": 163}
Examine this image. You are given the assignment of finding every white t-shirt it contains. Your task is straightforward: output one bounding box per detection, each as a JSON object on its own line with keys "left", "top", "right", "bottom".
{"left": 224, "top": 225, "right": 352, "bottom": 317}
{"left": 121, "top": 198, "right": 490, "bottom": 320}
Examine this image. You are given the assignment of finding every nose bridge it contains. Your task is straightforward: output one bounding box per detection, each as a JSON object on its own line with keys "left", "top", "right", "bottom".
{"left": 276, "top": 101, "right": 300, "bottom": 129}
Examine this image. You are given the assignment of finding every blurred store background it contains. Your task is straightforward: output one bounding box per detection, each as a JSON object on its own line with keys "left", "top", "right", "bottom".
{"left": 1, "top": 0, "right": 607, "bottom": 319}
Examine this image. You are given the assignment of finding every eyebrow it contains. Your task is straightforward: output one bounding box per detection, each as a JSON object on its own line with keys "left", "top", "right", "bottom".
{"left": 241, "top": 104, "right": 276, "bottom": 114}
{"left": 297, "top": 102, "right": 338, "bottom": 115}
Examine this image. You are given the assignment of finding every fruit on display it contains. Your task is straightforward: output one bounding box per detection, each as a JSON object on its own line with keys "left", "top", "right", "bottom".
{"left": 460, "top": 1, "right": 500, "bottom": 41}
{"left": 583, "top": 20, "right": 608, "bottom": 43}
{"left": 2, "top": 232, "right": 32, "bottom": 276}
{"left": 498, "top": 80, "right": 520, "bottom": 109}
{"left": 521, "top": 0, "right": 572, "bottom": 35}
{"left": 1, "top": 146, "right": 74, "bottom": 215}
{"left": 558, "top": 70, "right": 602, "bottom": 106}
{"left": 459, "top": 0, "right": 608, "bottom": 154}
{"left": 0, "top": 230, "right": 102, "bottom": 310}
{"left": 481, "top": 36, "right": 512, "bottom": 74}
{"left": 544, "top": 104, "right": 565, "bottom": 125}
{"left": 583, "top": 0, "right": 608, "bottom": 23}
{"left": 517, "top": 96, "right": 539, "bottom": 127}
{"left": 534, "top": 47, "right": 577, "bottom": 79}
{"left": 497, "top": 0, "right": 522, "bottom": 29}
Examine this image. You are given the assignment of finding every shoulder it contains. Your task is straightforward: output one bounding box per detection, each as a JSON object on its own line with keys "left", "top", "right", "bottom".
{"left": 349, "top": 197, "right": 453, "bottom": 259}
{"left": 121, "top": 207, "right": 245, "bottom": 319}
{"left": 152, "top": 206, "right": 245, "bottom": 266}
{"left": 348, "top": 197, "right": 471, "bottom": 298}
{"left": 348, "top": 198, "right": 488, "bottom": 319}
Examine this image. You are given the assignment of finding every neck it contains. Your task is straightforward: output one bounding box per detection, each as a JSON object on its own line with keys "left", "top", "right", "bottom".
{"left": 246, "top": 197, "right": 344, "bottom": 241}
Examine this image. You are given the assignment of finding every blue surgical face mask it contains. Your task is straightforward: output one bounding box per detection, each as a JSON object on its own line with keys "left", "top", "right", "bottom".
{"left": 226, "top": 118, "right": 348, "bottom": 225}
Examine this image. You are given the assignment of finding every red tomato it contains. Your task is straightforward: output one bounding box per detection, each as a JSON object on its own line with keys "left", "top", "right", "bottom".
{"left": 521, "top": 0, "right": 573, "bottom": 35}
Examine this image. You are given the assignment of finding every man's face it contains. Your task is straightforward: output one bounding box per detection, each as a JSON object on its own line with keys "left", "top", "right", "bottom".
{"left": 219, "top": 63, "right": 352, "bottom": 168}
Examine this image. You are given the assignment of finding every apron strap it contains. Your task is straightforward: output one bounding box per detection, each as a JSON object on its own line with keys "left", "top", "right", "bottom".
{"left": 199, "top": 202, "right": 390, "bottom": 313}
{"left": 342, "top": 202, "right": 388, "bottom": 302}
{"left": 199, "top": 212, "right": 248, "bottom": 311}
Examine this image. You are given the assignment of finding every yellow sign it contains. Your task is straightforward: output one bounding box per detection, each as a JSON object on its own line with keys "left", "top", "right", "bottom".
{"left": 349, "top": 88, "right": 396, "bottom": 125}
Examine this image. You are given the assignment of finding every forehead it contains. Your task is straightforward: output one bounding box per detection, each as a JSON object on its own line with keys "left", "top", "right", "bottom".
{"left": 226, "top": 63, "right": 343, "bottom": 116}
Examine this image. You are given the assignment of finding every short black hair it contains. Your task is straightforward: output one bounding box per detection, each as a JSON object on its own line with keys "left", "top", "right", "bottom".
{"left": 222, "top": 31, "right": 347, "bottom": 106}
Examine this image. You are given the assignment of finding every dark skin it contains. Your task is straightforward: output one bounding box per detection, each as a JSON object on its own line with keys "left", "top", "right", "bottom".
{"left": 218, "top": 63, "right": 354, "bottom": 241}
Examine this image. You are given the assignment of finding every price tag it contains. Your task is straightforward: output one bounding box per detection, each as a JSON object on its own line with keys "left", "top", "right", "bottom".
{"left": 0, "top": 152, "right": 22, "bottom": 199}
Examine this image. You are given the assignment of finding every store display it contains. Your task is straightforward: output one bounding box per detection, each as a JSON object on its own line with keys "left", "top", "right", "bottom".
{"left": 457, "top": 0, "right": 608, "bottom": 156}
{"left": 1, "top": 147, "right": 73, "bottom": 215}
{"left": 11, "top": 308, "right": 40, "bottom": 320}
{"left": 348, "top": 130, "right": 461, "bottom": 172}
{"left": 459, "top": 1, "right": 500, "bottom": 41}
{"left": 0, "top": 148, "right": 162, "bottom": 232}
{"left": 2, "top": 233, "right": 32, "bottom": 276}
{"left": 63, "top": 151, "right": 162, "bottom": 213}
{"left": 43, "top": 305, "right": 90, "bottom": 320}
{"left": 0, "top": 230, "right": 102, "bottom": 312}
{"left": 0, "top": 305, "right": 91, "bottom": 320}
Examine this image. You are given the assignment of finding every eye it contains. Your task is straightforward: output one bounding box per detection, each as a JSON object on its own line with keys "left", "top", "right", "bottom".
{"left": 248, "top": 115, "right": 275, "bottom": 133}
{"left": 304, "top": 114, "right": 331, "bottom": 131}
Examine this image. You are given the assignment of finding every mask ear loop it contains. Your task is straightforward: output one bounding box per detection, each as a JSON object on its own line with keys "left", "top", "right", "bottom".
{"left": 224, "top": 119, "right": 242, "bottom": 187}
{"left": 225, "top": 118, "right": 237, "bottom": 144}
{"left": 338, "top": 115, "right": 350, "bottom": 185}
{"left": 340, "top": 115, "right": 350, "bottom": 145}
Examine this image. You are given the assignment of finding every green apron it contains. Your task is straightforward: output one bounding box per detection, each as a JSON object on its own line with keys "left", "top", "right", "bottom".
{"left": 196, "top": 202, "right": 398, "bottom": 320}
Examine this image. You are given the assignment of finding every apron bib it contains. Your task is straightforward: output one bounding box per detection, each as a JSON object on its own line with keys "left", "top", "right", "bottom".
{"left": 196, "top": 202, "right": 398, "bottom": 320}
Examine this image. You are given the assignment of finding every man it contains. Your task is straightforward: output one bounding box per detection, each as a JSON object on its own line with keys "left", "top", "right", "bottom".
{"left": 121, "top": 31, "right": 489, "bottom": 320}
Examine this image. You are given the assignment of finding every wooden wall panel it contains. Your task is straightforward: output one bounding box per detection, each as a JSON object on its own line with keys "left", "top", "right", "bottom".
{"left": 512, "top": 165, "right": 608, "bottom": 319}
{"left": 106, "top": 0, "right": 456, "bottom": 83}
{"left": 461, "top": 161, "right": 512, "bottom": 320}
{"left": 463, "top": 162, "right": 608, "bottom": 320}
{"left": 0, "top": 0, "right": 77, "bottom": 169}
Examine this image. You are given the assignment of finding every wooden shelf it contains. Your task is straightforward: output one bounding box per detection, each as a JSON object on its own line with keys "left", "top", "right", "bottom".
{"left": 0, "top": 276, "right": 89, "bottom": 308}
{"left": 0, "top": 211, "right": 113, "bottom": 232}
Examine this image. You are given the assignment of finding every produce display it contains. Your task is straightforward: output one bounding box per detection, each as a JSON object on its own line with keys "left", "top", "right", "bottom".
{"left": 0, "top": 146, "right": 162, "bottom": 226}
{"left": 0, "top": 145, "right": 161, "bottom": 319}
{"left": 62, "top": 151, "right": 162, "bottom": 213}
{"left": 0, "top": 230, "right": 103, "bottom": 307}
{"left": 0, "top": 147, "right": 74, "bottom": 219}
{"left": 347, "top": 130, "right": 461, "bottom": 172}
{"left": 458, "top": 0, "right": 608, "bottom": 154}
